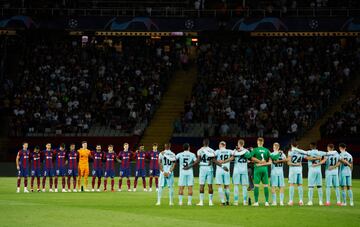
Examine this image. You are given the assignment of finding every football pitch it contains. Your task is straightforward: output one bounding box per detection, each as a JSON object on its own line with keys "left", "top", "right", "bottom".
{"left": 0, "top": 177, "right": 359, "bottom": 227}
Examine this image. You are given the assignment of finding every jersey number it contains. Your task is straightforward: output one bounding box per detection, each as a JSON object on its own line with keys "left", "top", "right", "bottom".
{"left": 274, "top": 158, "right": 283, "bottom": 167}
{"left": 201, "top": 154, "right": 211, "bottom": 163}
{"left": 183, "top": 158, "right": 188, "bottom": 167}
{"left": 163, "top": 157, "right": 172, "bottom": 165}
{"left": 238, "top": 156, "right": 247, "bottom": 163}
{"left": 220, "top": 155, "right": 229, "bottom": 161}
{"left": 329, "top": 157, "right": 338, "bottom": 166}
{"left": 291, "top": 156, "right": 302, "bottom": 163}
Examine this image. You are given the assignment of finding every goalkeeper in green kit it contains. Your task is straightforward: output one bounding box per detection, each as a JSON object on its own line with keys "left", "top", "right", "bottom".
{"left": 250, "top": 137, "right": 280, "bottom": 206}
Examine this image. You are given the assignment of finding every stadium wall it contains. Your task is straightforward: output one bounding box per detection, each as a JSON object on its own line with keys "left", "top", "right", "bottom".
{"left": 1, "top": 16, "right": 360, "bottom": 31}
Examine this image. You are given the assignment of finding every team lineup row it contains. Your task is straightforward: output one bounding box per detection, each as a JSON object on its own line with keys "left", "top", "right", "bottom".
{"left": 15, "top": 138, "right": 354, "bottom": 207}
{"left": 16, "top": 142, "right": 163, "bottom": 193}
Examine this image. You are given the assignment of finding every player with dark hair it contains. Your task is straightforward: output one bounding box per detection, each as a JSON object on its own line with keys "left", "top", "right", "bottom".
{"left": 117, "top": 143, "right": 132, "bottom": 192}
{"left": 184, "top": 138, "right": 216, "bottom": 206}
{"left": 156, "top": 143, "right": 176, "bottom": 206}
{"left": 54, "top": 143, "right": 67, "bottom": 192}
{"left": 287, "top": 142, "right": 307, "bottom": 206}
{"left": 176, "top": 143, "right": 196, "bottom": 205}
{"left": 67, "top": 144, "right": 78, "bottom": 192}
{"left": 42, "top": 143, "right": 55, "bottom": 192}
{"left": 148, "top": 143, "right": 160, "bottom": 192}
{"left": 30, "top": 146, "right": 41, "bottom": 192}
{"left": 313, "top": 144, "right": 341, "bottom": 206}
{"left": 104, "top": 145, "right": 117, "bottom": 192}
{"left": 338, "top": 143, "right": 354, "bottom": 206}
{"left": 91, "top": 145, "right": 104, "bottom": 192}
{"left": 16, "top": 142, "right": 30, "bottom": 193}
{"left": 133, "top": 145, "right": 147, "bottom": 192}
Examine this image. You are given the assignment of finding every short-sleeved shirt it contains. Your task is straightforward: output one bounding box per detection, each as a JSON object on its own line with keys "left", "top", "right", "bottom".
{"left": 250, "top": 146, "right": 271, "bottom": 170}
{"left": 176, "top": 151, "right": 196, "bottom": 175}
{"left": 271, "top": 151, "right": 286, "bottom": 175}
{"left": 288, "top": 149, "right": 305, "bottom": 172}
{"left": 159, "top": 150, "right": 176, "bottom": 173}
{"left": 339, "top": 151, "right": 353, "bottom": 176}
{"left": 215, "top": 148, "right": 233, "bottom": 171}
{"left": 197, "top": 147, "right": 215, "bottom": 168}
{"left": 307, "top": 149, "right": 326, "bottom": 171}
{"left": 325, "top": 150, "right": 341, "bottom": 175}
{"left": 232, "top": 148, "right": 251, "bottom": 174}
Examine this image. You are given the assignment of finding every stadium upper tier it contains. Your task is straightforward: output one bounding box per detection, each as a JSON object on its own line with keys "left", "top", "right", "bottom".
{"left": 321, "top": 87, "right": 360, "bottom": 138}
{"left": 173, "top": 36, "right": 360, "bottom": 139}
{"left": 1, "top": 37, "right": 182, "bottom": 137}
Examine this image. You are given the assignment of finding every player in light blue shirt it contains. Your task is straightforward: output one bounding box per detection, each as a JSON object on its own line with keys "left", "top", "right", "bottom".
{"left": 338, "top": 143, "right": 354, "bottom": 206}
{"left": 270, "top": 143, "right": 287, "bottom": 206}
{"left": 183, "top": 139, "right": 216, "bottom": 206}
{"left": 214, "top": 141, "right": 232, "bottom": 205}
{"left": 313, "top": 144, "right": 341, "bottom": 206}
{"left": 176, "top": 143, "right": 197, "bottom": 206}
{"left": 287, "top": 142, "right": 307, "bottom": 206}
{"left": 305, "top": 142, "right": 327, "bottom": 206}
{"left": 231, "top": 139, "right": 251, "bottom": 206}
{"left": 156, "top": 144, "right": 176, "bottom": 206}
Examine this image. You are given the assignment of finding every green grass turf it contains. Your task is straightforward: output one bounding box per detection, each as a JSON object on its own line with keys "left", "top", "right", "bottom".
{"left": 0, "top": 177, "right": 359, "bottom": 227}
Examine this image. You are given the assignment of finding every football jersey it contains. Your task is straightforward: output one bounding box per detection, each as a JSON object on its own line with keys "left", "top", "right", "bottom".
{"left": 288, "top": 149, "right": 305, "bottom": 172}
{"left": 176, "top": 151, "right": 196, "bottom": 175}
{"left": 117, "top": 151, "right": 131, "bottom": 169}
{"left": 135, "top": 152, "right": 147, "bottom": 170}
{"left": 78, "top": 148, "right": 91, "bottom": 167}
{"left": 30, "top": 151, "right": 41, "bottom": 170}
{"left": 68, "top": 150, "right": 78, "bottom": 169}
{"left": 42, "top": 149, "right": 55, "bottom": 169}
{"left": 55, "top": 149, "right": 67, "bottom": 169}
{"left": 325, "top": 150, "right": 340, "bottom": 175}
{"left": 339, "top": 151, "right": 353, "bottom": 176}
{"left": 215, "top": 148, "right": 232, "bottom": 171}
{"left": 307, "top": 149, "right": 326, "bottom": 171}
{"left": 18, "top": 149, "right": 30, "bottom": 169}
{"left": 148, "top": 151, "right": 160, "bottom": 170}
{"left": 271, "top": 151, "right": 286, "bottom": 175}
{"left": 232, "top": 148, "right": 251, "bottom": 174}
{"left": 92, "top": 151, "right": 104, "bottom": 169}
{"left": 197, "top": 147, "right": 215, "bottom": 167}
{"left": 159, "top": 150, "right": 176, "bottom": 173}
{"left": 250, "top": 146, "right": 272, "bottom": 170}
{"left": 105, "top": 152, "right": 116, "bottom": 170}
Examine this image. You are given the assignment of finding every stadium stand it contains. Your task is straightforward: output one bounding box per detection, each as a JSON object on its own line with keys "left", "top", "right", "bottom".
{"left": 1, "top": 36, "right": 182, "bottom": 137}
{"left": 321, "top": 87, "right": 360, "bottom": 138}
{"left": 174, "top": 36, "right": 360, "bottom": 139}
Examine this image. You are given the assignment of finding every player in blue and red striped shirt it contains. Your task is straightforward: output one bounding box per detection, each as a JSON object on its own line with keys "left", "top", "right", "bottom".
{"left": 133, "top": 145, "right": 147, "bottom": 192}
{"left": 91, "top": 145, "right": 104, "bottom": 192}
{"left": 42, "top": 143, "right": 55, "bottom": 192}
{"left": 67, "top": 144, "right": 79, "bottom": 192}
{"left": 117, "top": 143, "right": 132, "bottom": 191}
{"left": 104, "top": 145, "right": 118, "bottom": 192}
{"left": 148, "top": 143, "right": 160, "bottom": 192}
{"left": 30, "top": 146, "right": 41, "bottom": 192}
{"left": 16, "top": 142, "right": 30, "bottom": 193}
{"left": 54, "top": 144, "right": 67, "bottom": 192}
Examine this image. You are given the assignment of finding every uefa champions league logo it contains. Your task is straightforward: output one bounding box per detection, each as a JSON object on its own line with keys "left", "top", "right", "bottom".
{"left": 185, "top": 19, "right": 194, "bottom": 30}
